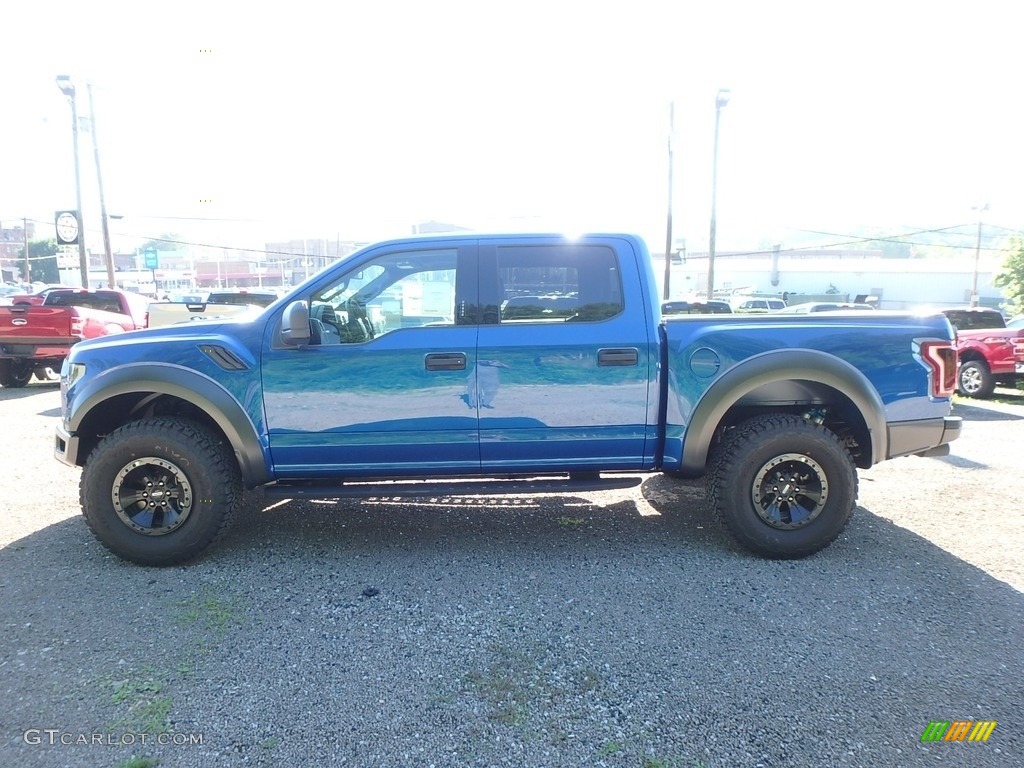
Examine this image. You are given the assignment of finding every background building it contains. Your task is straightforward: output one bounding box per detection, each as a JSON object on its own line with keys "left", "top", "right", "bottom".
{"left": 657, "top": 247, "right": 1007, "bottom": 309}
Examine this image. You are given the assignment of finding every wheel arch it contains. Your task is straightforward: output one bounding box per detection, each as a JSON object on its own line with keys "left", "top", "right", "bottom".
{"left": 956, "top": 348, "right": 987, "bottom": 365}
{"left": 68, "top": 364, "right": 272, "bottom": 487}
{"left": 678, "top": 349, "right": 888, "bottom": 474}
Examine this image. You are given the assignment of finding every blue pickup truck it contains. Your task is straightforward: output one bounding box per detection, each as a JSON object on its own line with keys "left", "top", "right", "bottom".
{"left": 54, "top": 233, "right": 961, "bottom": 565}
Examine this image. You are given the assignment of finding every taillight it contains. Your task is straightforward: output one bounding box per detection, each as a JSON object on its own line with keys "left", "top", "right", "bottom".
{"left": 70, "top": 316, "right": 85, "bottom": 338}
{"left": 919, "top": 340, "right": 957, "bottom": 398}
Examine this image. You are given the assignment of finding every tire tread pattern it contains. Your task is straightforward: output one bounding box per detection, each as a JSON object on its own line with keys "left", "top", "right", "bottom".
{"left": 706, "top": 413, "right": 857, "bottom": 559}
{"left": 79, "top": 417, "right": 242, "bottom": 566}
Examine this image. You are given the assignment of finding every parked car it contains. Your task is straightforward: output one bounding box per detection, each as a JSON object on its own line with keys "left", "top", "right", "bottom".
{"left": 0, "top": 284, "right": 26, "bottom": 305}
{"left": 775, "top": 302, "right": 875, "bottom": 314}
{"left": 55, "top": 232, "right": 960, "bottom": 565}
{"left": 205, "top": 289, "right": 279, "bottom": 307}
{"left": 938, "top": 307, "right": 1024, "bottom": 398}
{"left": 1008, "top": 315, "right": 1024, "bottom": 329}
{"left": 661, "top": 300, "right": 733, "bottom": 315}
{"left": 734, "top": 298, "right": 786, "bottom": 313}
{"left": 7, "top": 285, "right": 76, "bottom": 306}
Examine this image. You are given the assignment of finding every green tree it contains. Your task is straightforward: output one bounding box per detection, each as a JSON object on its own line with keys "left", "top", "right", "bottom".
{"left": 993, "top": 236, "right": 1024, "bottom": 314}
{"left": 17, "top": 239, "right": 59, "bottom": 283}
{"left": 139, "top": 233, "right": 183, "bottom": 252}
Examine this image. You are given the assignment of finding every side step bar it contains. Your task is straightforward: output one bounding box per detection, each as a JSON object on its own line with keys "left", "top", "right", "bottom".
{"left": 262, "top": 473, "right": 643, "bottom": 500}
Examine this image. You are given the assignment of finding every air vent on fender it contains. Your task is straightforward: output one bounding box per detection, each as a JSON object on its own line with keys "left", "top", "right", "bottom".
{"left": 199, "top": 344, "right": 249, "bottom": 371}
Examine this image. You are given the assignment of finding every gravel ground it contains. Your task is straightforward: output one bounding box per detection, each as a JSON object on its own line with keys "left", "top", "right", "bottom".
{"left": 1, "top": 381, "right": 1021, "bottom": 768}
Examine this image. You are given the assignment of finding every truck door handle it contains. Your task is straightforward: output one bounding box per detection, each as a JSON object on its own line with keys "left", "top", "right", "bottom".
{"left": 597, "top": 348, "right": 638, "bottom": 367}
{"left": 424, "top": 352, "right": 467, "bottom": 371}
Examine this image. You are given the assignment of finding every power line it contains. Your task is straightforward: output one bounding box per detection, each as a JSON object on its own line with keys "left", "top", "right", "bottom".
{"left": 692, "top": 224, "right": 1009, "bottom": 259}
{"left": 791, "top": 224, "right": 1010, "bottom": 250}
{"left": 4, "top": 217, "right": 316, "bottom": 259}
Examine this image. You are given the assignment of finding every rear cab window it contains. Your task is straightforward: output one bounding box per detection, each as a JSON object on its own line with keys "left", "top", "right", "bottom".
{"left": 941, "top": 309, "right": 1005, "bottom": 330}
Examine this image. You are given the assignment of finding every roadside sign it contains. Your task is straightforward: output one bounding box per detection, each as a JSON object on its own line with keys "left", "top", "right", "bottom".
{"left": 143, "top": 249, "right": 159, "bottom": 269}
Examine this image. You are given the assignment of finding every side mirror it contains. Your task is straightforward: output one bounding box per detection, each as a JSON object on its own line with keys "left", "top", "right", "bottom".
{"left": 281, "top": 300, "right": 311, "bottom": 346}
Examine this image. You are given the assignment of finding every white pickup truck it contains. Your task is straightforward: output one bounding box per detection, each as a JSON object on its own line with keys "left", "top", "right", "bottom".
{"left": 146, "top": 290, "right": 280, "bottom": 328}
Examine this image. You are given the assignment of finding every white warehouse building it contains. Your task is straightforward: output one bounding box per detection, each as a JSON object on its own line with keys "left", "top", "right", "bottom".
{"left": 656, "top": 248, "right": 1008, "bottom": 310}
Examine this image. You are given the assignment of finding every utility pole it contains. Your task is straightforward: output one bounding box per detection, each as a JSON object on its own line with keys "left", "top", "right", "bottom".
{"left": 970, "top": 203, "right": 988, "bottom": 307}
{"left": 23, "top": 217, "right": 30, "bottom": 282}
{"left": 56, "top": 76, "right": 89, "bottom": 288}
{"left": 663, "top": 102, "right": 675, "bottom": 302}
{"left": 87, "top": 83, "right": 117, "bottom": 289}
{"left": 707, "top": 88, "right": 731, "bottom": 301}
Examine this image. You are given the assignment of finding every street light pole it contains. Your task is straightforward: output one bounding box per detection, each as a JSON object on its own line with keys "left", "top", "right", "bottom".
{"left": 56, "top": 75, "right": 89, "bottom": 288}
{"left": 87, "top": 83, "right": 117, "bottom": 289}
{"left": 706, "top": 88, "right": 731, "bottom": 301}
{"left": 23, "top": 217, "right": 30, "bottom": 282}
{"left": 970, "top": 203, "right": 988, "bottom": 308}
{"left": 663, "top": 102, "right": 675, "bottom": 301}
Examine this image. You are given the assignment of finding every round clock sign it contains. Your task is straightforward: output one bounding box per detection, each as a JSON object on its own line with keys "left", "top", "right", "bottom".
{"left": 55, "top": 211, "right": 80, "bottom": 245}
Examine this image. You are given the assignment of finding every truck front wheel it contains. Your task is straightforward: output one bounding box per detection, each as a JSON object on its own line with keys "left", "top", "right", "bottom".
{"left": 707, "top": 414, "right": 857, "bottom": 559}
{"left": 957, "top": 360, "right": 995, "bottom": 399}
{"left": 80, "top": 418, "right": 242, "bottom": 566}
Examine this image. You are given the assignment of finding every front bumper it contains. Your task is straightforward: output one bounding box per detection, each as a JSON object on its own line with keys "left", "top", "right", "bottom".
{"left": 54, "top": 423, "right": 82, "bottom": 468}
{"left": 887, "top": 415, "right": 962, "bottom": 460}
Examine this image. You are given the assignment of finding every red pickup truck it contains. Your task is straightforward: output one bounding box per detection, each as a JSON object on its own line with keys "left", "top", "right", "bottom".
{"left": 0, "top": 288, "right": 149, "bottom": 388}
{"left": 942, "top": 308, "right": 1024, "bottom": 398}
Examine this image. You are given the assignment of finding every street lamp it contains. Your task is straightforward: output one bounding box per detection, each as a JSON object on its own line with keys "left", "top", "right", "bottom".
{"left": 970, "top": 203, "right": 988, "bottom": 308}
{"left": 706, "top": 87, "right": 731, "bottom": 301}
{"left": 56, "top": 75, "right": 90, "bottom": 288}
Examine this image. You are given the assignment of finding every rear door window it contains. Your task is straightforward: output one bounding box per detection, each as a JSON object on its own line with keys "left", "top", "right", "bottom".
{"left": 491, "top": 244, "right": 624, "bottom": 323}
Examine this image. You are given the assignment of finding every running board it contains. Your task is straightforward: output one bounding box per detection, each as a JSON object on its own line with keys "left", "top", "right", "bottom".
{"left": 262, "top": 473, "right": 643, "bottom": 500}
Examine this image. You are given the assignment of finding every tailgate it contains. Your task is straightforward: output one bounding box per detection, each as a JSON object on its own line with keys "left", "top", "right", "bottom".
{"left": 0, "top": 307, "right": 72, "bottom": 342}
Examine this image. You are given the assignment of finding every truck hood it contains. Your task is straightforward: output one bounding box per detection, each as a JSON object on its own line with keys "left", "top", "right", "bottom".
{"left": 67, "top": 315, "right": 266, "bottom": 366}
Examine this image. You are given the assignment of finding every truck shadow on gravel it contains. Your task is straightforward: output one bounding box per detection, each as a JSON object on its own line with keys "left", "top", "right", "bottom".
{"left": 1, "top": 492, "right": 1022, "bottom": 767}
{"left": 0, "top": 382, "right": 60, "bottom": 402}
{"left": 953, "top": 402, "right": 1024, "bottom": 421}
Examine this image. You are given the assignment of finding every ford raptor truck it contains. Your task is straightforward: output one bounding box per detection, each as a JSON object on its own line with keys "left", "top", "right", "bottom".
{"left": 54, "top": 233, "right": 961, "bottom": 565}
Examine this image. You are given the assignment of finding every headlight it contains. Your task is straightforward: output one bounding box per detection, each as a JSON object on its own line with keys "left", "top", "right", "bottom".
{"left": 63, "top": 361, "right": 87, "bottom": 388}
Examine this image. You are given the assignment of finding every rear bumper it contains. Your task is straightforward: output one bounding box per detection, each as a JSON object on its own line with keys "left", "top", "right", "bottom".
{"left": 887, "top": 415, "right": 962, "bottom": 460}
{"left": 0, "top": 339, "right": 75, "bottom": 360}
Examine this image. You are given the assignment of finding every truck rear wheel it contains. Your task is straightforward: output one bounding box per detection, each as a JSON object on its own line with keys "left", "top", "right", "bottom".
{"left": 0, "top": 360, "right": 32, "bottom": 388}
{"left": 80, "top": 417, "right": 242, "bottom": 566}
{"left": 957, "top": 359, "right": 995, "bottom": 399}
{"left": 707, "top": 414, "right": 857, "bottom": 559}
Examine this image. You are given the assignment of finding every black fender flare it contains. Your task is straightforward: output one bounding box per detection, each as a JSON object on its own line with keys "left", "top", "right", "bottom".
{"left": 68, "top": 363, "right": 272, "bottom": 487}
{"left": 678, "top": 349, "right": 888, "bottom": 474}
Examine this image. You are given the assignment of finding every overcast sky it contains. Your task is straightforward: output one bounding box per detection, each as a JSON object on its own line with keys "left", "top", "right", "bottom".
{"left": 1, "top": 1, "right": 1020, "bottom": 255}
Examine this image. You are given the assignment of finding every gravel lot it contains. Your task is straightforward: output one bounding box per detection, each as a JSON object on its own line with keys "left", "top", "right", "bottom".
{"left": 1, "top": 381, "right": 1021, "bottom": 768}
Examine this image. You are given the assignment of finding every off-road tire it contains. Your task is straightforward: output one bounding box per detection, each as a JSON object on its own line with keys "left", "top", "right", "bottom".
{"left": 707, "top": 413, "right": 857, "bottom": 559}
{"left": 80, "top": 417, "right": 242, "bottom": 565}
{"left": 957, "top": 359, "right": 995, "bottom": 399}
